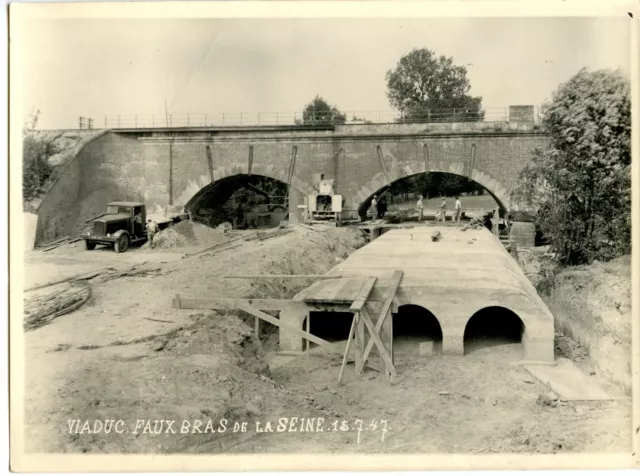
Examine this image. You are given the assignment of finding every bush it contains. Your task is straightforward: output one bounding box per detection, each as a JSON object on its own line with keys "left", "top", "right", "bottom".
{"left": 22, "top": 133, "right": 57, "bottom": 202}
{"left": 512, "top": 68, "right": 631, "bottom": 265}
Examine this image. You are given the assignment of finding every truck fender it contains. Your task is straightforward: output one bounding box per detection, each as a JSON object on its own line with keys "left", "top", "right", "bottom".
{"left": 112, "top": 229, "right": 130, "bottom": 239}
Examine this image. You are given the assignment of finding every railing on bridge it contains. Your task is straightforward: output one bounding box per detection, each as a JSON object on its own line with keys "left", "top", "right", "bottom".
{"left": 103, "top": 106, "right": 540, "bottom": 129}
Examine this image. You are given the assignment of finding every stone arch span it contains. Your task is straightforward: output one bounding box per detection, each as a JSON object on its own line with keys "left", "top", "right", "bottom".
{"left": 355, "top": 166, "right": 513, "bottom": 219}
{"left": 181, "top": 165, "right": 316, "bottom": 217}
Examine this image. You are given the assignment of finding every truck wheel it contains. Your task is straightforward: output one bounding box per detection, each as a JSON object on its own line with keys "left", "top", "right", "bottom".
{"left": 84, "top": 240, "right": 96, "bottom": 251}
{"left": 114, "top": 234, "right": 130, "bottom": 253}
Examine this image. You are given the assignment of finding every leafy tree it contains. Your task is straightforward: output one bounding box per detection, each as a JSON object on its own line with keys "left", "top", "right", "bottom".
{"left": 23, "top": 110, "right": 56, "bottom": 202}
{"left": 512, "top": 68, "right": 631, "bottom": 265}
{"left": 299, "top": 96, "right": 346, "bottom": 125}
{"left": 385, "top": 48, "right": 483, "bottom": 122}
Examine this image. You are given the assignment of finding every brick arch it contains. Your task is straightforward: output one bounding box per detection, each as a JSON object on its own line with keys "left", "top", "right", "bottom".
{"left": 182, "top": 166, "right": 316, "bottom": 212}
{"left": 353, "top": 161, "right": 514, "bottom": 216}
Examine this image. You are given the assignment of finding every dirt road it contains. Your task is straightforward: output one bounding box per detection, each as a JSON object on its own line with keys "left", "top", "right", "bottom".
{"left": 21, "top": 225, "right": 632, "bottom": 454}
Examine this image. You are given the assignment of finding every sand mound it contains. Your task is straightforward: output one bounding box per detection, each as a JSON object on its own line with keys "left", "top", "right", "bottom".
{"left": 151, "top": 221, "right": 228, "bottom": 249}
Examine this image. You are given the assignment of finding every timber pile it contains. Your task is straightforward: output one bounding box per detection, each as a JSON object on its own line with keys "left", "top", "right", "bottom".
{"left": 24, "top": 281, "right": 91, "bottom": 331}
{"left": 25, "top": 267, "right": 116, "bottom": 292}
{"left": 91, "top": 263, "right": 162, "bottom": 284}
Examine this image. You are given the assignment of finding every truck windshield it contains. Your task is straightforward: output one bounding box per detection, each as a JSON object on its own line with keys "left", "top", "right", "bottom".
{"left": 106, "top": 205, "right": 131, "bottom": 215}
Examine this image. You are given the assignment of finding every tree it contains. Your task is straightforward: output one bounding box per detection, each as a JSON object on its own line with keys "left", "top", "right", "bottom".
{"left": 512, "top": 68, "right": 631, "bottom": 265}
{"left": 385, "top": 48, "right": 483, "bottom": 122}
{"left": 299, "top": 96, "right": 346, "bottom": 125}
{"left": 23, "top": 109, "right": 56, "bottom": 203}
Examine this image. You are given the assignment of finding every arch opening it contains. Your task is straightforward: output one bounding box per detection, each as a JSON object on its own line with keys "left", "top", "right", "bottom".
{"left": 463, "top": 306, "right": 525, "bottom": 356}
{"left": 186, "top": 174, "right": 289, "bottom": 229}
{"left": 307, "top": 311, "right": 355, "bottom": 346}
{"left": 357, "top": 171, "right": 508, "bottom": 227}
{"left": 392, "top": 304, "right": 443, "bottom": 355}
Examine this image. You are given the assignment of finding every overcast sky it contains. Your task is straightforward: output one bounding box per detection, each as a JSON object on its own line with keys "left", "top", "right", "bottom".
{"left": 19, "top": 16, "right": 631, "bottom": 129}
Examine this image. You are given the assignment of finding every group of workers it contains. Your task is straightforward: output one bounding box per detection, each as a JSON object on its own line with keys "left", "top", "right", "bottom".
{"left": 368, "top": 193, "right": 506, "bottom": 233}
{"left": 416, "top": 195, "right": 463, "bottom": 224}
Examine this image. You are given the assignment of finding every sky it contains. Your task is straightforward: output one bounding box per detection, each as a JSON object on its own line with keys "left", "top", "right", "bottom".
{"left": 18, "top": 16, "right": 631, "bottom": 129}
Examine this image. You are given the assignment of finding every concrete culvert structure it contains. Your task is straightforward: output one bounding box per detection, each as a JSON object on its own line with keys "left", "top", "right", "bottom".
{"left": 463, "top": 306, "right": 525, "bottom": 356}
{"left": 393, "top": 305, "right": 443, "bottom": 355}
{"left": 279, "top": 226, "right": 555, "bottom": 362}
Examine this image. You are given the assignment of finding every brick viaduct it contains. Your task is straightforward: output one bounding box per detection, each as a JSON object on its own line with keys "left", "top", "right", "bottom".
{"left": 34, "top": 121, "right": 549, "bottom": 245}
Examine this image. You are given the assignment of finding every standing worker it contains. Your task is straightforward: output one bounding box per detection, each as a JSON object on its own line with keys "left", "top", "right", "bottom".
{"left": 371, "top": 195, "right": 378, "bottom": 221}
{"left": 377, "top": 195, "right": 388, "bottom": 219}
{"left": 454, "top": 196, "right": 463, "bottom": 224}
{"left": 146, "top": 219, "right": 159, "bottom": 249}
{"left": 417, "top": 195, "right": 424, "bottom": 222}
{"left": 492, "top": 209, "right": 500, "bottom": 236}
{"left": 438, "top": 197, "right": 447, "bottom": 223}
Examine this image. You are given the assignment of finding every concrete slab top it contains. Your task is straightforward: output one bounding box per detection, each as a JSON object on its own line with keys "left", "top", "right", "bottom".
{"left": 329, "top": 227, "right": 532, "bottom": 293}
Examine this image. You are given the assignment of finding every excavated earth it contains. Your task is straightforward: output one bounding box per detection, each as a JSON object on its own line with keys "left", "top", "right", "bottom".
{"left": 22, "top": 225, "right": 632, "bottom": 455}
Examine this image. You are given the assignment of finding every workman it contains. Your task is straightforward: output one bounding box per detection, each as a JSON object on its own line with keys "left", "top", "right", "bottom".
{"left": 371, "top": 195, "right": 378, "bottom": 220}
{"left": 146, "top": 219, "right": 159, "bottom": 249}
{"left": 454, "top": 196, "right": 463, "bottom": 224}
{"left": 438, "top": 197, "right": 447, "bottom": 223}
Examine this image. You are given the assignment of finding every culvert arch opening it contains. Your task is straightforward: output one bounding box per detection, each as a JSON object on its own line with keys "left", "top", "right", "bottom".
{"left": 306, "top": 311, "right": 355, "bottom": 346}
{"left": 393, "top": 304, "right": 443, "bottom": 355}
{"left": 463, "top": 306, "right": 525, "bottom": 356}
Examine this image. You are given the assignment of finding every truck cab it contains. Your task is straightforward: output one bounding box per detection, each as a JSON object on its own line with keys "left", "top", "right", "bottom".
{"left": 81, "top": 201, "right": 147, "bottom": 253}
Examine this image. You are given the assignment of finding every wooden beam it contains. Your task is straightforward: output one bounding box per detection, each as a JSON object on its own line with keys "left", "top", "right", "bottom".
{"left": 358, "top": 308, "right": 397, "bottom": 378}
{"left": 376, "top": 145, "right": 390, "bottom": 184}
{"left": 183, "top": 231, "right": 258, "bottom": 258}
{"left": 248, "top": 145, "right": 254, "bottom": 176}
{"left": 235, "top": 302, "right": 330, "bottom": 347}
{"left": 174, "top": 297, "right": 309, "bottom": 312}
{"left": 349, "top": 277, "right": 378, "bottom": 312}
{"left": 224, "top": 274, "right": 343, "bottom": 280}
{"left": 205, "top": 145, "right": 214, "bottom": 182}
{"left": 355, "top": 271, "right": 403, "bottom": 375}
{"left": 337, "top": 314, "right": 357, "bottom": 385}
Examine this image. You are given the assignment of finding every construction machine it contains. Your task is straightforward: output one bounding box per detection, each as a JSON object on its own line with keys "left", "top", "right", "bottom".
{"left": 306, "top": 174, "right": 343, "bottom": 226}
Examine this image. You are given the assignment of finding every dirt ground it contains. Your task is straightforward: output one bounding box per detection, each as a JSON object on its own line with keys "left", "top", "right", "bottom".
{"left": 21, "top": 224, "right": 632, "bottom": 454}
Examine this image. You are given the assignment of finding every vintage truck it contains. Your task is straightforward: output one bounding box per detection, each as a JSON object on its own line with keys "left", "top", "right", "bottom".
{"left": 81, "top": 201, "right": 190, "bottom": 252}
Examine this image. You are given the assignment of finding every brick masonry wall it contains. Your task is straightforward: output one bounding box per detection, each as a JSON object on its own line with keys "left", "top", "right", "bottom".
{"left": 35, "top": 125, "right": 549, "bottom": 244}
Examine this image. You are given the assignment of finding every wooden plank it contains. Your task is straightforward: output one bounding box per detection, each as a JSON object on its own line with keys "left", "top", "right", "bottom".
{"left": 333, "top": 278, "right": 367, "bottom": 303}
{"left": 235, "top": 302, "right": 330, "bottom": 347}
{"left": 300, "top": 280, "right": 333, "bottom": 303}
{"left": 183, "top": 231, "right": 256, "bottom": 258}
{"left": 355, "top": 271, "right": 403, "bottom": 375}
{"left": 349, "top": 277, "right": 378, "bottom": 312}
{"left": 354, "top": 312, "right": 364, "bottom": 374}
{"left": 254, "top": 316, "right": 260, "bottom": 338}
{"left": 337, "top": 314, "right": 357, "bottom": 385}
{"left": 225, "top": 274, "right": 342, "bottom": 280}
{"left": 307, "top": 278, "right": 352, "bottom": 304}
{"left": 305, "top": 312, "right": 310, "bottom": 373}
{"left": 358, "top": 308, "right": 397, "bottom": 378}
{"left": 175, "top": 297, "right": 309, "bottom": 312}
